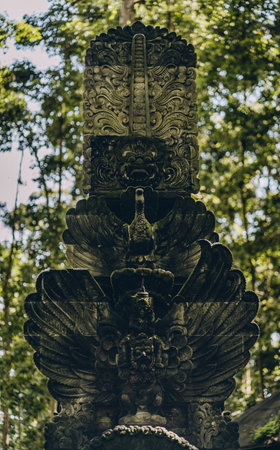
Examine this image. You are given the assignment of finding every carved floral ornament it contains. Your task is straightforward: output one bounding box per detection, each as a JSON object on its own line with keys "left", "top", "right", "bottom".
{"left": 83, "top": 21, "right": 199, "bottom": 195}
{"left": 24, "top": 22, "right": 259, "bottom": 450}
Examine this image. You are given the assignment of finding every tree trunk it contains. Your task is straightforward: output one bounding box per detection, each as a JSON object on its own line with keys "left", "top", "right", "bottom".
{"left": 257, "top": 338, "right": 265, "bottom": 399}
{"left": 2, "top": 405, "right": 10, "bottom": 450}
{"left": 244, "top": 362, "right": 252, "bottom": 395}
{"left": 1, "top": 151, "right": 24, "bottom": 450}
{"left": 239, "top": 140, "right": 264, "bottom": 399}
{"left": 166, "top": 0, "right": 175, "bottom": 32}
{"left": 119, "top": 0, "right": 136, "bottom": 27}
{"left": 18, "top": 402, "right": 22, "bottom": 445}
{"left": 2, "top": 239, "right": 15, "bottom": 450}
{"left": 33, "top": 147, "right": 51, "bottom": 221}
{"left": 58, "top": 103, "right": 66, "bottom": 206}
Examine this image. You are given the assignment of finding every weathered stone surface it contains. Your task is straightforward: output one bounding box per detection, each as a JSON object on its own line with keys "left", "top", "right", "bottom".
{"left": 84, "top": 425, "right": 198, "bottom": 450}
{"left": 83, "top": 21, "right": 199, "bottom": 195}
{"left": 187, "top": 403, "right": 239, "bottom": 449}
{"left": 63, "top": 194, "right": 218, "bottom": 277}
{"left": 24, "top": 21, "right": 259, "bottom": 450}
{"left": 25, "top": 239, "right": 258, "bottom": 447}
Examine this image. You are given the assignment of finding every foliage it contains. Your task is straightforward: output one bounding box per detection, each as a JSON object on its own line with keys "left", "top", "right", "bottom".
{"left": 0, "top": 0, "right": 279, "bottom": 447}
{"left": 252, "top": 411, "right": 280, "bottom": 444}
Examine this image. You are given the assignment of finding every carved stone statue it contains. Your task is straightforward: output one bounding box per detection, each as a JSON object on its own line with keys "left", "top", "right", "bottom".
{"left": 24, "top": 22, "right": 259, "bottom": 449}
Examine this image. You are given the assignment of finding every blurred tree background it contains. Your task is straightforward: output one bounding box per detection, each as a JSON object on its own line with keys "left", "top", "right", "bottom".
{"left": 0, "top": 0, "right": 279, "bottom": 448}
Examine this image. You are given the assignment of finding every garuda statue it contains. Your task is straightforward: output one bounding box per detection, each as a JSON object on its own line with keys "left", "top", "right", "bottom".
{"left": 25, "top": 22, "right": 259, "bottom": 450}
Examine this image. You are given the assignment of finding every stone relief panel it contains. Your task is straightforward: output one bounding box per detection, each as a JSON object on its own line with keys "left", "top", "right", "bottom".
{"left": 25, "top": 239, "right": 258, "bottom": 447}
{"left": 83, "top": 22, "right": 199, "bottom": 195}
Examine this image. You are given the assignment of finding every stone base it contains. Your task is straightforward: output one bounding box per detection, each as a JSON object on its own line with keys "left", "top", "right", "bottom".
{"left": 83, "top": 425, "right": 198, "bottom": 450}
{"left": 119, "top": 409, "right": 167, "bottom": 426}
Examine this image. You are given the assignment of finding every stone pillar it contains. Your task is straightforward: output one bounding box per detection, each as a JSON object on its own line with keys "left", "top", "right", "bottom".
{"left": 24, "top": 22, "right": 259, "bottom": 450}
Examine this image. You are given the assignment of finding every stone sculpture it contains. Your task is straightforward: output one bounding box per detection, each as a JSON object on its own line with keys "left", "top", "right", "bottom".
{"left": 24, "top": 22, "right": 259, "bottom": 449}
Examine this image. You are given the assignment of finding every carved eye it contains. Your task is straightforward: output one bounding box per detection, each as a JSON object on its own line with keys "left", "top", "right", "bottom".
{"left": 135, "top": 349, "right": 142, "bottom": 358}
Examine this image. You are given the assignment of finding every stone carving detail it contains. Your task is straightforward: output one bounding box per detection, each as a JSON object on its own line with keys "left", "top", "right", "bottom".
{"left": 84, "top": 22, "right": 196, "bottom": 138}
{"left": 24, "top": 21, "right": 259, "bottom": 450}
{"left": 83, "top": 135, "right": 198, "bottom": 194}
{"left": 63, "top": 194, "right": 218, "bottom": 277}
{"left": 130, "top": 33, "right": 151, "bottom": 136}
{"left": 84, "top": 425, "right": 198, "bottom": 450}
{"left": 83, "top": 136, "right": 166, "bottom": 192}
{"left": 25, "top": 240, "right": 258, "bottom": 447}
{"left": 83, "top": 21, "right": 199, "bottom": 195}
{"left": 45, "top": 401, "right": 96, "bottom": 450}
{"left": 187, "top": 403, "right": 239, "bottom": 449}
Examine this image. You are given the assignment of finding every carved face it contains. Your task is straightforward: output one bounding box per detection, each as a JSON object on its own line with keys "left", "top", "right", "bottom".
{"left": 131, "top": 335, "right": 155, "bottom": 371}
{"left": 119, "top": 140, "right": 161, "bottom": 187}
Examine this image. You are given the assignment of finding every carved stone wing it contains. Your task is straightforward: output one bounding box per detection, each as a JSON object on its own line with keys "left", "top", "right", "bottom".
{"left": 153, "top": 198, "right": 219, "bottom": 277}
{"left": 63, "top": 197, "right": 127, "bottom": 276}
{"left": 24, "top": 269, "right": 111, "bottom": 400}
{"left": 159, "top": 240, "right": 259, "bottom": 403}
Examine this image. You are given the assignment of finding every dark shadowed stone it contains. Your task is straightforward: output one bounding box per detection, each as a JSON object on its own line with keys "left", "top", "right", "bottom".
{"left": 24, "top": 21, "right": 259, "bottom": 450}
{"left": 84, "top": 425, "right": 198, "bottom": 450}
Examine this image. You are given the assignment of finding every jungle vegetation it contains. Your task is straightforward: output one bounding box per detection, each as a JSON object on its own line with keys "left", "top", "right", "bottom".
{"left": 0, "top": 0, "right": 279, "bottom": 448}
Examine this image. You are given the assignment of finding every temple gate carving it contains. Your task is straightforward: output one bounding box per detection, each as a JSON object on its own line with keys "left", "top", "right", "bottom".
{"left": 24, "top": 22, "right": 259, "bottom": 450}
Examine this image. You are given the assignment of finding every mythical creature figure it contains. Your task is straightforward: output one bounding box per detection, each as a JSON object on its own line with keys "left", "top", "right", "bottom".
{"left": 24, "top": 22, "right": 258, "bottom": 450}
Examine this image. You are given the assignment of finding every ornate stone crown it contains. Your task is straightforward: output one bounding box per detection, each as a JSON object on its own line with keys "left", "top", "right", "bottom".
{"left": 83, "top": 22, "right": 199, "bottom": 196}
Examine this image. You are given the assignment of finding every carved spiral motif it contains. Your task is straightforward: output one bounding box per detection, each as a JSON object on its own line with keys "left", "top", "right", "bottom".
{"left": 83, "top": 22, "right": 200, "bottom": 194}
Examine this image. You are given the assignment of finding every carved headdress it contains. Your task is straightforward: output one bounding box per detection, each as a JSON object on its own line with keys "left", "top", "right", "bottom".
{"left": 83, "top": 22, "right": 199, "bottom": 195}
